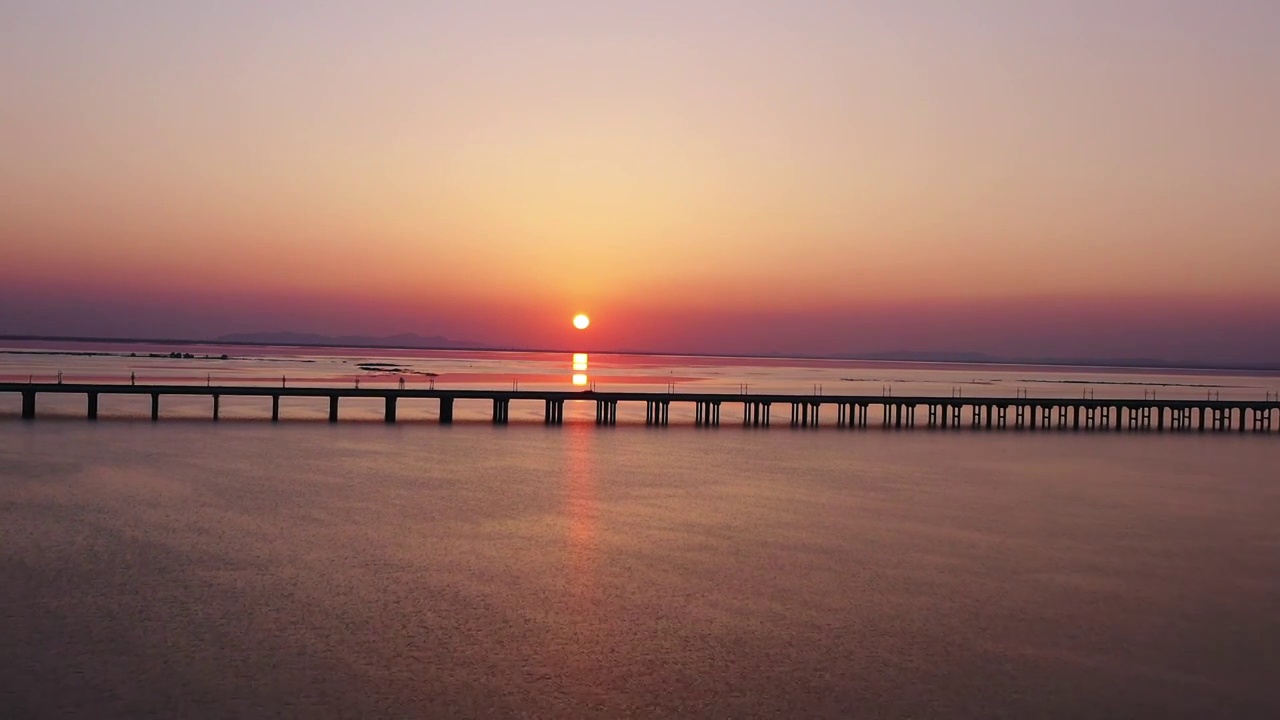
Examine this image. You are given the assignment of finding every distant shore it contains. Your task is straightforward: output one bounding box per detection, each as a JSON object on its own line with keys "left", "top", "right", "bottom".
{"left": 1, "top": 334, "right": 1276, "bottom": 375}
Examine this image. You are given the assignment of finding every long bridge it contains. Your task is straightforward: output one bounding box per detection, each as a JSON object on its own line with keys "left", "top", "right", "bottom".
{"left": 3, "top": 382, "right": 1278, "bottom": 433}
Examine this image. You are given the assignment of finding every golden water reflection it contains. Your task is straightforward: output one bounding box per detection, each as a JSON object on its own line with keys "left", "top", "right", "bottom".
{"left": 571, "top": 352, "right": 588, "bottom": 385}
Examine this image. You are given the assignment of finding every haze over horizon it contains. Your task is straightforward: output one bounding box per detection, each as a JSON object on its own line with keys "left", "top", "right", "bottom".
{"left": 3, "top": 1, "right": 1278, "bottom": 363}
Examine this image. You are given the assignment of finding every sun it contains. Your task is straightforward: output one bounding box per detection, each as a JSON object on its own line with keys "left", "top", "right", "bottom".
{"left": 573, "top": 314, "right": 590, "bottom": 330}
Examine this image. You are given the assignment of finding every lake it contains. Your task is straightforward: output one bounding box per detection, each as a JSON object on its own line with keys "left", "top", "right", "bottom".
{"left": 1, "top": 342, "right": 1278, "bottom": 717}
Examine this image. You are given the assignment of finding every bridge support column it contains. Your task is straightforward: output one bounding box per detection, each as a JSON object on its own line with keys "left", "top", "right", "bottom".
{"left": 213, "top": 394, "right": 221, "bottom": 421}
{"left": 997, "top": 406, "right": 1007, "bottom": 429}
{"left": 21, "top": 391, "right": 35, "bottom": 420}
{"left": 1015, "top": 405, "right": 1025, "bottom": 429}
{"left": 328, "top": 396, "right": 339, "bottom": 423}
{"left": 439, "top": 397, "right": 454, "bottom": 424}
{"left": 1086, "top": 406, "right": 1096, "bottom": 430}
{"left": 1156, "top": 406, "right": 1164, "bottom": 432}
{"left": 491, "top": 398, "right": 509, "bottom": 424}
{"left": 696, "top": 401, "right": 718, "bottom": 427}
{"left": 151, "top": 393, "right": 160, "bottom": 421}
{"left": 985, "top": 405, "right": 993, "bottom": 430}
{"left": 271, "top": 395, "right": 280, "bottom": 422}
{"left": 87, "top": 392, "right": 98, "bottom": 420}
{"left": 1238, "top": 407, "right": 1246, "bottom": 433}
{"left": 595, "top": 400, "right": 616, "bottom": 426}
{"left": 550, "top": 400, "right": 565, "bottom": 425}
{"left": 385, "top": 396, "right": 397, "bottom": 423}
{"left": 1072, "top": 406, "right": 1080, "bottom": 431}
{"left": 1198, "top": 407, "right": 1205, "bottom": 432}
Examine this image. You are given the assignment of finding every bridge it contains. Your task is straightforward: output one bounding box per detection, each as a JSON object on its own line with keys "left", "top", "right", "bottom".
{"left": 3, "top": 382, "right": 1278, "bottom": 433}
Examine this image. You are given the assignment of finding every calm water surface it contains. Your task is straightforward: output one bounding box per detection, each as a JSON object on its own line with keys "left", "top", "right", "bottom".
{"left": 2, "top": 423, "right": 1279, "bottom": 718}
{"left": 2, "top": 345, "right": 1279, "bottom": 717}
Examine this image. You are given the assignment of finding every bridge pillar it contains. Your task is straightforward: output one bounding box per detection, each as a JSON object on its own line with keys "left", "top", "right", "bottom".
{"left": 1197, "top": 406, "right": 1205, "bottom": 432}
{"left": 87, "top": 392, "right": 98, "bottom": 420}
{"left": 439, "top": 397, "right": 454, "bottom": 424}
{"left": 1238, "top": 407, "right": 1246, "bottom": 433}
{"left": 1072, "top": 406, "right": 1080, "bottom": 431}
{"left": 21, "top": 391, "right": 37, "bottom": 420}
{"left": 997, "top": 405, "right": 1007, "bottom": 429}
{"left": 1015, "top": 405, "right": 1025, "bottom": 429}
{"left": 492, "top": 398, "right": 509, "bottom": 424}
{"left": 213, "top": 394, "right": 221, "bottom": 421}
{"left": 697, "top": 401, "right": 717, "bottom": 427}
{"left": 271, "top": 395, "right": 280, "bottom": 422}
{"left": 385, "top": 396, "right": 397, "bottom": 423}
{"left": 151, "top": 393, "right": 160, "bottom": 422}
{"left": 595, "top": 400, "right": 616, "bottom": 426}
{"left": 328, "top": 396, "right": 339, "bottom": 423}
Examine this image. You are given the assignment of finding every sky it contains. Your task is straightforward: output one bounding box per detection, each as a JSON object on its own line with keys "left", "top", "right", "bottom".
{"left": 2, "top": 1, "right": 1278, "bottom": 363}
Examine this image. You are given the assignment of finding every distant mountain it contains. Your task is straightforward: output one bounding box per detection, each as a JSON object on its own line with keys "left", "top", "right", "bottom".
{"left": 213, "top": 331, "right": 489, "bottom": 350}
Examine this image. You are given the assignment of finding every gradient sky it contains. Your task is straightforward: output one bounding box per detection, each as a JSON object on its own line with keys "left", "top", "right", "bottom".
{"left": 3, "top": 1, "right": 1278, "bottom": 362}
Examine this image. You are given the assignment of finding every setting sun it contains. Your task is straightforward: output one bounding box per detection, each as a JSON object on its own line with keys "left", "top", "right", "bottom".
{"left": 573, "top": 314, "right": 590, "bottom": 330}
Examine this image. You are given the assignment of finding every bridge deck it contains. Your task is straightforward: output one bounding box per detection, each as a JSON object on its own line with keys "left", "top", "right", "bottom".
{"left": 1, "top": 382, "right": 1278, "bottom": 408}
{"left": 2, "top": 383, "right": 1277, "bottom": 432}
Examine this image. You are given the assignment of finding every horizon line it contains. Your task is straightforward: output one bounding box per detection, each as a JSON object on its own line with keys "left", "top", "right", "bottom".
{"left": 2, "top": 333, "right": 1278, "bottom": 375}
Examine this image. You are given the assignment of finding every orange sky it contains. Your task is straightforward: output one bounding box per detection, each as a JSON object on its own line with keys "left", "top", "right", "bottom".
{"left": 2, "top": 2, "right": 1278, "bottom": 362}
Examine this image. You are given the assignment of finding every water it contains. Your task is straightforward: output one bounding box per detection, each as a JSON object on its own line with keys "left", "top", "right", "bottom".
{"left": 2, "top": 344, "right": 1279, "bottom": 717}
